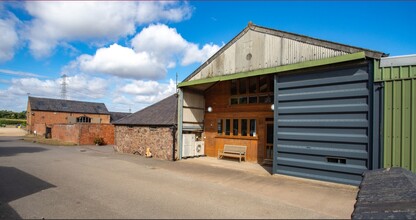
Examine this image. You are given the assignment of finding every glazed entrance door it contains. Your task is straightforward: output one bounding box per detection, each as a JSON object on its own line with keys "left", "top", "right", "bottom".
{"left": 264, "top": 118, "right": 274, "bottom": 164}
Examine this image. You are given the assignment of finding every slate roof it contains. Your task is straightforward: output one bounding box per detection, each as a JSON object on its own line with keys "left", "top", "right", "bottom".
{"left": 110, "top": 112, "right": 131, "bottom": 123}
{"left": 113, "top": 94, "right": 177, "bottom": 126}
{"left": 28, "top": 96, "right": 109, "bottom": 114}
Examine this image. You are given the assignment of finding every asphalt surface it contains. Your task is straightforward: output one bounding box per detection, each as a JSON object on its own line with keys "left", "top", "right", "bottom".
{"left": 0, "top": 135, "right": 357, "bottom": 219}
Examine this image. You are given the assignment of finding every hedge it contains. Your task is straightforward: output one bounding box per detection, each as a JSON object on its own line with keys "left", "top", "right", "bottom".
{"left": 0, "top": 119, "right": 27, "bottom": 126}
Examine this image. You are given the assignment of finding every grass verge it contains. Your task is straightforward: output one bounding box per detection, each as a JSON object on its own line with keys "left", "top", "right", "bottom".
{"left": 23, "top": 134, "right": 77, "bottom": 146}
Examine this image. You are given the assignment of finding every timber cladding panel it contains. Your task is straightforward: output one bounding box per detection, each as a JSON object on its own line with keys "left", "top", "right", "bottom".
{"left": 114, "top": 126, "right": 176, "bottom": 161}
{"left": 204, "top": 80, "right": 274, "bottom": 162}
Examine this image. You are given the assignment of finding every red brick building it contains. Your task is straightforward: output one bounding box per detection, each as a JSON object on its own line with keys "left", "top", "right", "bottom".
{"left": 27, "top": 96, "right": 114, "bottom": 144}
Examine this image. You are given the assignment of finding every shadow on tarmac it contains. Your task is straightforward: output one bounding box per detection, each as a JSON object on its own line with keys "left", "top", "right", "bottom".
{"left": 0, "top": 166, "right": 56, "bottom": 219}
{"left": 0, "top": 147, "right": 48, "bottom": 157}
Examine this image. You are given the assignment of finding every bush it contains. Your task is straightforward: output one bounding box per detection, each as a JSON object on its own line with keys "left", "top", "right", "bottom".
{"left": 93, "top": 137, "right": 105, "bottom": 146}
{"left": 0, "top": 119, "right": 26, "bottom": 126}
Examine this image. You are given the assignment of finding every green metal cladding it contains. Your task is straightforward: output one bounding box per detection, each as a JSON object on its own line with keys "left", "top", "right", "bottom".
{"left": 375, "top": 60, "right": 416, "bottom": 172}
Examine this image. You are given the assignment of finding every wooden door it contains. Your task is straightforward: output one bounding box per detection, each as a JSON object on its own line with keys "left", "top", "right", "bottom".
{"left": 264, "top": 118, "right": 274, "bottom": 164}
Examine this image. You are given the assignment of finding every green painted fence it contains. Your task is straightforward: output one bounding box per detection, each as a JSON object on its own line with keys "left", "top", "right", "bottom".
{"left": 375, "top": 61, "right": 416, "bottom": 172}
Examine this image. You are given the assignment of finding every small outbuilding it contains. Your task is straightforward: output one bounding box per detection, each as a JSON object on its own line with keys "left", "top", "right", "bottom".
{"left": 113, "top": 95, "right": 178, "bottom": 160}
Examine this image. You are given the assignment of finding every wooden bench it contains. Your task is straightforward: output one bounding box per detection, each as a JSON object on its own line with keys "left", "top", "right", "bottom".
{"left": 218, "top": 144, "right": 247, "bottom": 162}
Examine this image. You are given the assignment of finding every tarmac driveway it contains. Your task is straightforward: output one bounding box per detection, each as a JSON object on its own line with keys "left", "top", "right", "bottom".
{"left": 0, "top": 135, "right": 357, "bottom": 219}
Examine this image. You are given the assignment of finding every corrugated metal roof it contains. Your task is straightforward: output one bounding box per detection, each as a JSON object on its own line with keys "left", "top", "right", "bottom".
{"left": 113, "top": 94, "right": 177, "bottom": 126}
{"left": 380, "top": 54, "right": 416, "bottom": 67}
{"left": 28, "top": 96, "right": 109, "bottom": 114}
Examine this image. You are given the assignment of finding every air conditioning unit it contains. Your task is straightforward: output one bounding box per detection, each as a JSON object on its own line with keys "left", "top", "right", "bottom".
{"left": 182, "top": 134, "right": 195, "bottom": 158}
{"left": 194, "top": 141, "right": 205, "bottom": 156}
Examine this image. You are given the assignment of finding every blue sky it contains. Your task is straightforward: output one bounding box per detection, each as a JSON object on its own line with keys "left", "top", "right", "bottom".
{"left": 0, "top": 1, "right": 415, "bottom": 112}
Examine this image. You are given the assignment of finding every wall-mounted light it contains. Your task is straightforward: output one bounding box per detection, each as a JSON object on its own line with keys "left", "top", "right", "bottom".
{"left": 207, "top": 106, "right": 213, "bottom": 112}
{"left": 271, "top": 104, "right": 274, "bottom": 111}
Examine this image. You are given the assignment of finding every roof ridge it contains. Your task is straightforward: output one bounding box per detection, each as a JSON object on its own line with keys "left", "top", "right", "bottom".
{"left": 182, "top": 22, "right": 386, "bottom": 82}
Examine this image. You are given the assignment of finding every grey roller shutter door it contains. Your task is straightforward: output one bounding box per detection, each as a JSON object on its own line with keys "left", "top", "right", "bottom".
{"left": 274, "top": 64, "right": 371, "bottom": 185}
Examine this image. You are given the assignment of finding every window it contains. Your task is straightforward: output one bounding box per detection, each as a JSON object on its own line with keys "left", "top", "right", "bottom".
{"left": 259, "top": 76, "right": 268, "bottom": 93}
{"left": 217, "top": 119, "right": 223, "bottom": 135}
{"left": 241, "top": 119, "right": 248, "bottom": 136}
{"left": 230, "top": 75, "right": 274, "bottom": 105}
{"left": 231, "top": 80, "right": 238, "bottom": 95}
{"left": 76, "top": 116, "right": 91, "bottom": 123}
{"left": 216, "top": 118, "right": 255, "bottom": 138}
{"left": 239, "top": 78, "right": 247, "bottom": 94}
{"left": 250, "top": 119, "right": 256, "bottom": 137}
{"left": 233, "top": 119, "right": 239, "bottom": 136}
{"left": 249, "top": 77, "right": 257, "bottom": 93}
{"left": 225, "top": 119, "right": 230, "bottom": 135}
{"left": 248, "top": 96, "right": 258, "bottom": 104}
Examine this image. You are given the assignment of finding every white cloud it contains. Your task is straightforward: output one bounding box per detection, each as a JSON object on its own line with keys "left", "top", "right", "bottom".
{"left": 0, "top": 69, "right": 45, "bottom": 78}
{"left": 118, "top": 79, "right": 176, "bottom": 105}
{"left": 76, "top": 44, "right": 166, "bottom": 80}
{"left": 131, "top": 23, "right": 222, "bottom": 68}
{"left": 1, "top": 74, "right": 109, "bottom": 107}
{"left": 0, "top": 15, "right": 19, "bottom": 62}
{"left": 65, "top": 24, "right": 221, "bottom": 81}
{"left": 65, "top": 74, "right": 109, "bottom": 99}
{"left": 182, "top": 42, "right": 222, "bottom": 65}
{"left": 131, "top": 24, "right": 188, "bottom": 65}
{"left": 24, "top": 1, "right": 193, "bottom": 58}
{"left": 135, "top": 1, "right": 193, "bottom": 24}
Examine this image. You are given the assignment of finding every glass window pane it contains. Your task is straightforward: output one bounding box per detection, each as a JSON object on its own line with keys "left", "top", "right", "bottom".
{"left": 239, "top": 78, "right": 247, "bottom": 94}
{"left": 249, "top": 96, "right": 257, "bottom": 104}
{"left": 217, "top": 119, "right": 223, "bottom": 135}
{"left": 250, "top": 119, "right": 256, "bottom": 137}
{"left": 231, "top": 80, "right": 237, "bottom": 95}
{"left": 241, "top": 119, "right": 247, "bottom": 136}
{"left": 259, "top": 95, "right": 267, "bottom": 103}
{"left": 233, "top": 119, "right": 239, "bottom": 136}
{"left": 249, "top": 77, "right": 257, "bottom": 93}
{"left": 225, "top": 119, "right": 230, "bottom": 135}
{"left": 239, "top": 97, "right": 247, "bottom": 104}
{"left": 267, "top": 123, "right": 274, "bottom": 144}
{"left": 259, "top": 76, "right": 268, "bottom": 93}
{"left": 230, "top": 98, "right": 238, "bottom": 105}
{"left": 269, "top": 75, "right": 274, "bottom": 92}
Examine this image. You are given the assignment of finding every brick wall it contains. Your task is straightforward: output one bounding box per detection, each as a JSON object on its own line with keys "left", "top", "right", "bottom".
{"left": 33, "top": 123, "right": 46, "bottom": 136}
{"left": 27, "top": 109, "right": 110, "bottom": 134}
{"left": 52, "top": 124, "right": 78, "bottom": 144}
{"left": 114, "top": 126, "right": 177, "bottom": 160}
{"left": 78, "top": 124, "right": 114, "bottom": 145}
{"left": 51, "top": 124, "right": 114, "bottom": 145}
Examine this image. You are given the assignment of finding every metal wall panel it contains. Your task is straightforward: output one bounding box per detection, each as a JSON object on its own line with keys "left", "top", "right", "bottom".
{"left": 374, "top": 59, "right": 415, "bottom": 82}
{"left": 274, "top": 64, "right": 371, "bottom": 185}
{"left": 374, "top": 58, "right": 416, "bottom": 173}
{"left": 182, "top": 90, "right": 204, "bottom": 131}
{"left": 383, "top": 79, "right": 416, "bottom": 172}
